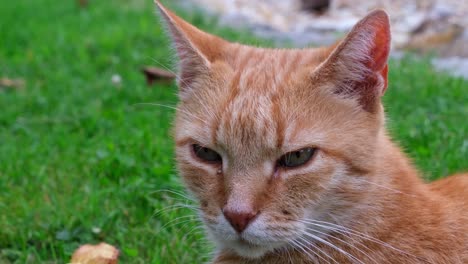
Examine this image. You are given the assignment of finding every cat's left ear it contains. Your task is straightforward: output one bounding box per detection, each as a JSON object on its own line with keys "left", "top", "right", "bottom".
{"left": 316, "top": 10, "right": 390, "bottom": 112}
{"left": 155, "top": 1, "right": 227, "bottom": 95}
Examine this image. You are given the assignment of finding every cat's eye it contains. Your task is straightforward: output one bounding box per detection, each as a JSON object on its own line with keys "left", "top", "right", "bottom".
{"left": 192, "top": 144, "right": 222, "bottom": 163}
{"left": 278, "top": 148, "right": 317, "bottom": 168}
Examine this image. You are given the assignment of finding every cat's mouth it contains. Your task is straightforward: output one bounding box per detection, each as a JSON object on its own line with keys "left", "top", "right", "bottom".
{"left": 229, "top": 238, "right": 268, "bottom": 258}
{"left": 237, "top": 238, "right": 259, "bottom": 247}
{"left": 225, "top": 236, "right": 288, "bottom": 259}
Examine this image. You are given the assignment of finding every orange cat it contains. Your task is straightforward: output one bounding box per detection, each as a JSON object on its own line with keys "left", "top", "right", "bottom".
{"left": 155, "top": 1, "right": 468, "bottom": 263}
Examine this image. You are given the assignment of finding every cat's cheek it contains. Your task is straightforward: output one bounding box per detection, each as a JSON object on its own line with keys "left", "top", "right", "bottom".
{"left": 281, "top": 158, "right": 338, "bottom": 214}
{"left": 280, "top": 154, "right": 333, "bottom": 194}
{"left": 176, "top": 159, "right": 221, "bottom": 201}
{"left": 176, "top": 149, "right": 219, "bottom": 174}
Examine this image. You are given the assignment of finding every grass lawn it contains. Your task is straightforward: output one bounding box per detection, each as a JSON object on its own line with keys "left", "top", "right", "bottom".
{"left": 0, "top": 0, "right": 466, "bottom": 263}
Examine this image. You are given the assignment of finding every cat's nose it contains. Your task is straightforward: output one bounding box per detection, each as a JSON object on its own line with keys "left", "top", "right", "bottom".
{"left": 222, "top": 208, "right": 258, "bottom": 233}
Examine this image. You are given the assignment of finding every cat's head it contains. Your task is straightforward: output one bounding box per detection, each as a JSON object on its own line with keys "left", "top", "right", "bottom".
{"left": 156, "top": 1, "right": 390, "bottom": 259}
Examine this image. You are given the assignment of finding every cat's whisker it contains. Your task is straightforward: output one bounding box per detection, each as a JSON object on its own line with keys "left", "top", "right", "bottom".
{"left": 302, "top": 229, "right": 365, "bottom": 264}
{"left": 150, "top": 57, "right": 177, "bottom": 76}
{"left": 181, "top": 225, "right": 205, "bottom": 240}
{"left": 132, "top": 102, "right": 211, "bottom": 126}
{"left": 149, "top": 57, "right": 196, "bottom": 90}
{"left": 171, "top": 202, "right": 199, "bottom": 208}
{"left": 153, "top": 213, "right": 200, "bottom": 237}
{"left": 163, "top": 218, "right": 199, "bottom": 234}
{"left": 151, "top": 198, "right": 199, "bottom": 215}
{"left": 288, "top": 240, "right": 311, "bottom": 261}
{"left": 161, "top": 214, "right": 198, "bottom": 229}
{"left": 150, "top": 189, "right": 197, "bottom": 201}
{"left": 356, "top": 178, "right": 417, "bottom": 197}
{"left": 140, "top": 63, "right": 218, "bottom": 122}
{"left": 290, "top": 238, "right": 327, "bottom": 263}
{"left": 132, "top": 102, "right": 177, "bottom": 110}
{"left": 152, "top": 204, "right": 198, "bottom": 218}
{"left": 167, "top": 199, "right": 198, "bottom": 207}
{"left": 296, "top": 236, "right": 336, "bottom": 264}
{"left": 303, "top": 221, "right": 382, "bottom": 263}
{"left": 301, "top": 219, "right": 395, "bottom": 247}
{"left": 282, "top": 242, "right": 294, "bottom": 264}
{"left": 302, "top": 219, "right": 409, "bottom": 255}
{"left": 163, "top": 197, "right": 197, "bottom": 206}
{"left": 172, "top": 220, "right": 200, "bottom": 236}
{"left": 300, "top": 219, "right": 420, "bottom": 260}
{"left": 270, "top": 248, "right": 283, "bottom": 259}
{"left": 303, "top": 225, "right": 380, "bottom": 264}
{"left": 199, "top": 242, "right": 217, "bottom": 263}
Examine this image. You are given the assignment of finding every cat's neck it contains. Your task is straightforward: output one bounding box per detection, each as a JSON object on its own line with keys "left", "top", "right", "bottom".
{"left": 334, "top": 132, "right": 434, "bottom": 232}
{"left": 373, "top": 132, "right": 426, "bottom": 193}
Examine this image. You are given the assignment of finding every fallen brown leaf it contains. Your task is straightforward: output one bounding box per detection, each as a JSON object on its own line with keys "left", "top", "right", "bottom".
{"left": 70, "top": 242, "right": 119, "bottom": 264}
{"left": 141, "top": 66, "right": 176, "bottom": 86}
{"left": 0, "top": 78, "right": 25, "bottom": 89}
{"left": 77, "top": 0, "right": 88, "bottom": 8}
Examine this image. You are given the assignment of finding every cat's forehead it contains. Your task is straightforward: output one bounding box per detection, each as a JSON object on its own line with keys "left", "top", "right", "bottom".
{"left": 227, "top": 46, "right": 330, "bottom": 79}
{"left": 215, "top": 86, "right": 280, "bottom": 157}
{"left": 211, "top": 49, "right": 326, "bottom": 157}
{"left": 176, "top": 47, "right": 338, "bottom": 158}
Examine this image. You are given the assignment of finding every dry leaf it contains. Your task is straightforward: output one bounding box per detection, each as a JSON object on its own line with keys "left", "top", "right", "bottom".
{"left": 141, "top": 66, "right": 176, "bottom": 86}
{"left": 70, "top": 243, "right": 119, "bottom": 264}
{"left": 0, "top": 78, "right": 25, "bottom": 89}
{"left": 77, "top": 0, "right": 88, "bottom": 8}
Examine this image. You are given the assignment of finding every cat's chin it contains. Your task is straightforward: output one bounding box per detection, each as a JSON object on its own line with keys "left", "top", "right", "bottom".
{"left": 228, "top": 241, "right": 270, "bottom": 259}
{"left": 224, "top": 239, "right": 282, "bottom": 259}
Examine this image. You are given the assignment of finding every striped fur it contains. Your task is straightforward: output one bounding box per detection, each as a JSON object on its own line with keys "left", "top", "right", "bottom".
{"left": 156, "top": 1, "right": 468, "bottom": 263}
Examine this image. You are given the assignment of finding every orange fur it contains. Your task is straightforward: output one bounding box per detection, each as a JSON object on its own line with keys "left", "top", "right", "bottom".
{"left": 156, "top": 1, "right": 468, "bottom": 263}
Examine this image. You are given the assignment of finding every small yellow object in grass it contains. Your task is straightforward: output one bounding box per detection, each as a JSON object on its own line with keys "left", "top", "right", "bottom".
{"left": 70, "top": 242, "right": 119, "bottom": 264}
{"left": 0, "top": 78, "right": 25, "bottom": 89}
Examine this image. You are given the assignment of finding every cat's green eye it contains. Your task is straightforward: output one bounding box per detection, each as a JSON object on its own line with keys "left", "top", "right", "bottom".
{"left": 192, "top": 144, "right": 222, "bottom": 163}
{"left": 278, "top": 148, "right": 317, "bottom": 168}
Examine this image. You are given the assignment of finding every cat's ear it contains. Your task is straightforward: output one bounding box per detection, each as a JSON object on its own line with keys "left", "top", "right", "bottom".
{"left": 155, "top": 1, "right": 226, "bottom": 93}
{"left": 317, "top": 10, "right": 391, "bottom": 112}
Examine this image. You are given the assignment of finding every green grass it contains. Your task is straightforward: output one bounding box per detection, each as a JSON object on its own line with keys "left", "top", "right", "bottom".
{"left": 0, "top": 0, "right": 466, "bottom": 263}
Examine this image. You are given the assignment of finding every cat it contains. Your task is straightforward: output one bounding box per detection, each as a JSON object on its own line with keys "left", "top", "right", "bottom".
{"left": 155, "top": 1, "right": 468, "bottom": 263}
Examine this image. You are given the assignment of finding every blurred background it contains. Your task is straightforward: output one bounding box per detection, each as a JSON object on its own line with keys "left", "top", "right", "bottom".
{"left": 0, "top": 0, "right": 466, "bottom": 263}
{"left": 189, "top": 0, "right": 468, "bottom": 78}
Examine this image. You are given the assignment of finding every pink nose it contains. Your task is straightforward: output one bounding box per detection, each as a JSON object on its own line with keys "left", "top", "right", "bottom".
{"left": 223, "top": 208, "right": 258, "bottom": 233}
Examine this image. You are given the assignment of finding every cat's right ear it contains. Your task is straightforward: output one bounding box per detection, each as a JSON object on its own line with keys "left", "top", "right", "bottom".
{"left": 315, "top": 10, "right": 391, "bottom": 113}
{"left": 155, "top": 1, "right": 226, "bottom": 95}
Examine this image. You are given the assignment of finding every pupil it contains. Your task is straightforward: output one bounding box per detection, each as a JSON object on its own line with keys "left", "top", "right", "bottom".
{"left": 278, "top": 148, "right": 316, "bottom": 168}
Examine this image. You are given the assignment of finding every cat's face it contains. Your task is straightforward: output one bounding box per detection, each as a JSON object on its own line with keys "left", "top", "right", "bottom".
{"left": 156, "top": 1, "right": 390, "bottom": 259}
